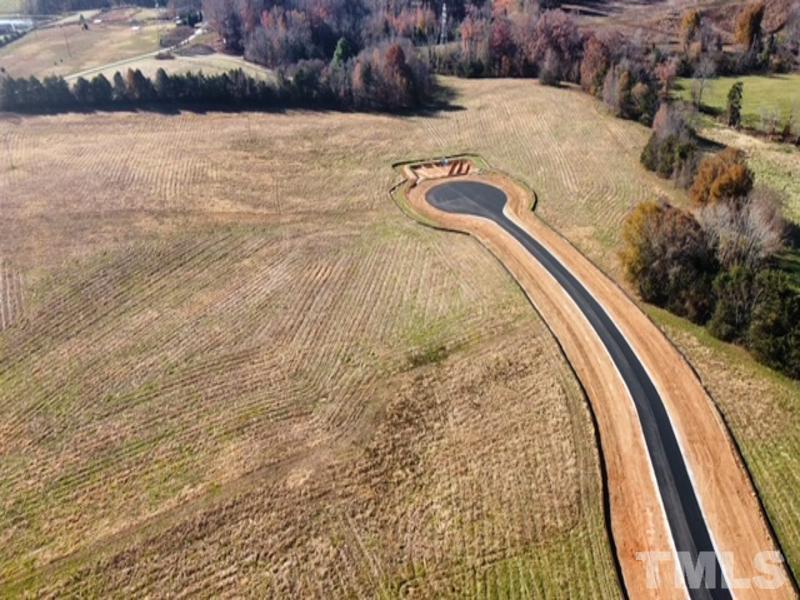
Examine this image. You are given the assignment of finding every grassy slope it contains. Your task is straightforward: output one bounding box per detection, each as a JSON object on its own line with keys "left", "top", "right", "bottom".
{"left": 64, "top": 51, "right": 274, "bottom": 82}
{"left": 677, "top": 74, "right": 800, "bottom": 131}
{"left": 0, "top": 10, "right": 169, "bottom": 78}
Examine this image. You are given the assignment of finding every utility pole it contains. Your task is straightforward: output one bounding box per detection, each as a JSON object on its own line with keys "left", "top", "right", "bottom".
{"left": 61, "top": 25, "right": 72, "bottom": 58}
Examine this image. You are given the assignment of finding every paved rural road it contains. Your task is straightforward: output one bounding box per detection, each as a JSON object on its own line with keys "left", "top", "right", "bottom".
{"left": 427, "top": 180, "right": 730, "bottom": 600}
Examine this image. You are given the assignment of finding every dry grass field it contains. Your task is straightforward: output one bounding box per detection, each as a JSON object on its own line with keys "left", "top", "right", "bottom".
{"left": 0, "top": 76, "right": 798, "bottom": 594}
{"left": 0, "top": 8, "right": 169, "bottom": 79}
{"left": 62, "top": 51, "right": 274, "bottom": 82}
{"left": 0, "top": 0, "right": 22, "bottom": 14}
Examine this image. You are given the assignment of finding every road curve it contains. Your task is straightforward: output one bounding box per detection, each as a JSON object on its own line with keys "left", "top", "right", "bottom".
{"left": 402, "top": 171, "right": 795, "bottom": 600}
{"left": 429, "top": 180, "right": 727, "bottom": 598}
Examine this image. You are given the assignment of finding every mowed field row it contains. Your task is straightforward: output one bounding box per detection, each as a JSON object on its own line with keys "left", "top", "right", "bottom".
{"left": 0, "top": 220, "right": 621, "bottom": 596}
{"left": 0, "top": 77, "right": 797, "bottom": 594}
{"left": 0, "top": 259, "right": 24, "bottom": 331}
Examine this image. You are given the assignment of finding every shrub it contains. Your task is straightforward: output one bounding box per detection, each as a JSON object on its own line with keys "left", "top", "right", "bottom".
{"left": 640, "top": 103, "right": 698, "bottom": 184}
{"left": 690, "top": 147, "right": 754, "bottom": 206}
{"left": 726, "top": 81, "right": 743, "bottom": 128}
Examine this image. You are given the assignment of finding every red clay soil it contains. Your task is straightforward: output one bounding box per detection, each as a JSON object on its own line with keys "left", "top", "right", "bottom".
{"left": 403, "top": 170, "right": 795, "bottom": 599}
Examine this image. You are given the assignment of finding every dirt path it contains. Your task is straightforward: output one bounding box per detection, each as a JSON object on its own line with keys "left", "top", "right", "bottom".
{"left": 403, "top": 170, "right": 795, "bottom": 599}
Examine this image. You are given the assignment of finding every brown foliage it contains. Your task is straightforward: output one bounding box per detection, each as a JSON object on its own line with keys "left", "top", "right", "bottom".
{"left": 735, "top": 2, "right": 765, "bottom": 49}
{"left": 690, "top": 148, "right": 754, "bottom": 206}
{"left": 621, "top": 201, "right": 718, "bottom": 322}
{"left": 580, "top": 35, "right": 610, "bottom": 95}
{"left": 680, "top": 9, "right": 701, "bottom": 51}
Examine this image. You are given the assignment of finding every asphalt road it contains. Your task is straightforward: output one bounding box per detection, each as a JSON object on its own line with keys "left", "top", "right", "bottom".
{"left": 427, "top": 180, "right": 731, "bottom": 600}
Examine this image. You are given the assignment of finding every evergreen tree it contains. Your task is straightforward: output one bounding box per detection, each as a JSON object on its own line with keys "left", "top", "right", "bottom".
{"left": 43, "top": 76, "right": 74, "bottom": 108}
{"left": 154, "top": 68, "right": 175, "bottom": 102}
{"left": 331, "top": 37, "right": 353, "bottom": 67}
{"left": 112, "top": 71, "right": 127, "bottom": 102}
{"left": 726, "top": 81, "right": 743, "bottom": 128}
{"left": 72, "top": 77, "right": 92, "bottom": 105}
{"left": 748, "top": 270, "right": 800, "bottom": 377}
{"left": 90, "top": 74, "right": 113, "bottom": 106}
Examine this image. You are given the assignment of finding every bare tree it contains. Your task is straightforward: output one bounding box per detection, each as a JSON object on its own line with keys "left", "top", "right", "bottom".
{"left": 690, "top": 56, "right": 716, "bottom": 107}
{"left": 697, "top": 187, "right": 786, "bottom": 270}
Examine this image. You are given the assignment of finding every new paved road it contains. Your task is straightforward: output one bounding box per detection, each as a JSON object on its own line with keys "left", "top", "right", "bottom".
{"left": 427, "top": 180, "right": 730, "bottom": 600}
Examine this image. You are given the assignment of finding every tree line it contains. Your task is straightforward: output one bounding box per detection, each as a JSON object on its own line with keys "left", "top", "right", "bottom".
{"left": 0, "top": 40, "right": 432, "bottom": 113}
{"left": 622, "top": 145, "right": 799, "bottom": 379}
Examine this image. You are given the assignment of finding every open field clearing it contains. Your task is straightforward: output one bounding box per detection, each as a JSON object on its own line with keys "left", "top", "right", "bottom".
{"left": 64, "top": 51, "right": 274, "bottom": 82}
{"left": 677, "top": 74, "right": 800, "bottom": 132}
{"left": 573, "top": 0, "right": 793, "bottom": 46}
{"left": 0, "top": 82, "right": 623, "bottom": 596}
{"left": 0, "top": 76, "right": 798, "bottom": 592}
{"left": 0, "top": 8, "right": 170, "bottom": 78}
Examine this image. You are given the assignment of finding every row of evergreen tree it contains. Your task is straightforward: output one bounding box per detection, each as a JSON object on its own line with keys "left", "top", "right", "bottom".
{"left": 0, "top": 67, "right": 345, "bottom": 113}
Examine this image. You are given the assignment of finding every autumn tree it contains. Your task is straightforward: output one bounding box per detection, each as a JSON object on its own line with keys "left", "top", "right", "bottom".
{"left": 690, "top": 147, "right": 754, "bottom": 206}
{"left": 531, "top": 10, "right": 582, "bottom": 84}
{"left": 621, "top": 201, "right": 718, "bottom": 323}
{"left": 654, "top": 58, "right": 678, "bottom": 100}
{"left": 680, "top": 9, "right": 701, "bottom": 52}
{"left": 489, "top": 16, "right": 517, "bottom": 76}
{"left": 580, "top": 34, "right": 610, "bottom": 96}
{"left": 735, "top": 2, "right": 765, "bottom": 50}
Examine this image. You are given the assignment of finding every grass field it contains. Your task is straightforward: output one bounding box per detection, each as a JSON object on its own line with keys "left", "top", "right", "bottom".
{"left": 677, "top": 74, "right": 800, "bottom": 132}
{"left": 0, "top": 77, "right": 798, "bottom": 593}
{"left": 63, "top": 51, "right": 274, "bottom": 82}
{"left": 0, "top": 0, "right": 22, "bottom": 14}
{"left": 0, "top": 8, "right": 170, "bottom": 78}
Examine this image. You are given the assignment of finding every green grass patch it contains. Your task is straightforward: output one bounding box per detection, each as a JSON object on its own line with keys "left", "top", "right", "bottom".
{"left": 676, "top": 74, "right": 800, "bottom": 132}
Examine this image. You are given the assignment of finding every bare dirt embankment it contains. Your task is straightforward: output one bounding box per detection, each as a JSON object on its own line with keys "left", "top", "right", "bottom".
{"left": 403, "top": 168, "right": 795, "bottom": 599}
